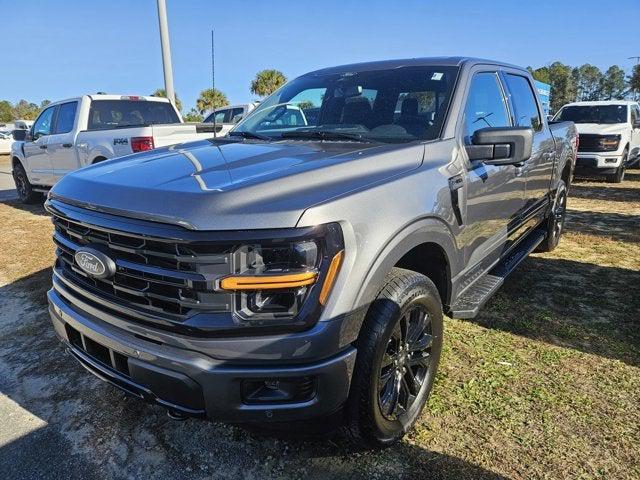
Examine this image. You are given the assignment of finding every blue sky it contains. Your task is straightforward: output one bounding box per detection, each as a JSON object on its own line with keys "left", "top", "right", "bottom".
{"left": 2, "top": 0, "right": 639, "bottom": 113}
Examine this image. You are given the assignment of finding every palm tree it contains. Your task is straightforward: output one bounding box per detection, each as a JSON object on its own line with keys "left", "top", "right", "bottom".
{"left": 250, "top": 69, "right": 287, "bottom": 97}
{"left": 151, "top": 88, "right": 182, "bottom": 112}
{"left": 196, "top": 89, "right": 229, "bottom": 115}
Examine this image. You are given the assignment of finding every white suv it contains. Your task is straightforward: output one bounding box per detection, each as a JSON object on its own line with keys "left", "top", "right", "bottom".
{"left": 553, "top": 100, "right": 640, "bottom": 183}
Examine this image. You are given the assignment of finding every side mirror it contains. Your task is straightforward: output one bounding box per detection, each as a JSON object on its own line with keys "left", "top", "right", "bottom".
{"left": 633, "top": 120, "right": 640, "bottom": 129}
{"left": 465, "top": 127, "right": 533, "bottom": 166}
{"left": 12, "top": 129, "right": 27, "bottom": 141}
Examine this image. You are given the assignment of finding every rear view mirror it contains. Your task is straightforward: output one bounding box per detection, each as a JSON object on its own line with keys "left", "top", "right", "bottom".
{"left": 334, "top": 85, "right": 363, "bottom": 98}
{"left": 633, "top": 120, "right": 640, "bottom": 129}
{"left": 12, "top": 129, "right": 27, "bottom": 141}
{"left": 465, "top": 127, "right": 533, "bottom": 166}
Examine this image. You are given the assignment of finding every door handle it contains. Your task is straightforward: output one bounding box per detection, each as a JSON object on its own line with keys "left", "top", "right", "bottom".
{"left": 62, "top": 143, "right": 73, "bottom": 148}
{"left": 39, "top": 145, "right": 47, "bottom": 150}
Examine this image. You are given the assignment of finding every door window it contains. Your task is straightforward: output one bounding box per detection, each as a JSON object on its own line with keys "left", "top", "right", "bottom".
{"left": 231, "top": 107, "right": 245, "bottom": 124}
{"left": 53, "top": 102, "right": 78, "bottom": 134}
{"left": 463, "top": 73, "right": 511, "bottom": 143}
{"left": 630, "top": 105, "right": 639, "bottom": 125}
{"left": 504, "top": 74, "right": 542, "bottom": 131}
{"left": 32, "top": 106, "right": 56, "bottom": 139}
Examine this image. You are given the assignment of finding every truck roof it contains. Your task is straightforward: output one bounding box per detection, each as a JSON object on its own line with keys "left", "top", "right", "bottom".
{"left": 304, "top": 56, "right": 526, "bottom": 76}
{"left": 563, "top": 100, "right": 638, "bottom": 107}
{"left": 45, "top": 94, "right": 172, "bottom": 107}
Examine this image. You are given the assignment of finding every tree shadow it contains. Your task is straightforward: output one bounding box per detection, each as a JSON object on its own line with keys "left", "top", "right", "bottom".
{"left": 564, "top": 208, "right": 640, "bottom": 243}
{"left": 470, "top": 255, "right": 640, "bottom": 367}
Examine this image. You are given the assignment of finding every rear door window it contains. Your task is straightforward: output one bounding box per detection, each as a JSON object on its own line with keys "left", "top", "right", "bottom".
{"left": 463, "top": 72, "right": 511, "bottom": 143}
{"left": 88, "top": 100, "right": 179, "bottom": 130}
{"left": 53, "top": 101, "right": 78, "bottom": 134}
{"left": 504, "top": 74, "right": 542, "bottom": 131}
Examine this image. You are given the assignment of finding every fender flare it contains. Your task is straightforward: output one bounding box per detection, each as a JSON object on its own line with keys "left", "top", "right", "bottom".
{"left": 353, "top": 216, "right": 460, "bottom": 312}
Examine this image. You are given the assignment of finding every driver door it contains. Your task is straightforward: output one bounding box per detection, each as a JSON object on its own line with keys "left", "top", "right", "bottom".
{"left": 23, "top": 105, "right": 57, "bottom": 185}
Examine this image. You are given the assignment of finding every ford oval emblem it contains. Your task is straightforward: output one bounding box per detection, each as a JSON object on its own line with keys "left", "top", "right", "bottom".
{"left": 74, "top": 248, "right": 116, "bottom": 279}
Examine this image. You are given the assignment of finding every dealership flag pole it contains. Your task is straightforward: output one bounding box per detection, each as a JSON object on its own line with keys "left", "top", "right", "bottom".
{"left": 157, "top": 0, "right": 176, "bottom": 107}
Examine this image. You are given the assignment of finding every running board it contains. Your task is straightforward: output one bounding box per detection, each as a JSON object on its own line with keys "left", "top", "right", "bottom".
{"left": 33, "top": 187, "right": 51, "bottom": 193}
{"left": 449, "top": 230, "right": 546, "bottom": 319}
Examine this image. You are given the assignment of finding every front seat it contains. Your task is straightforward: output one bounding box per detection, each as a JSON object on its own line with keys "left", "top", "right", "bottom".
{"left": 342, "top": 98, "right": 372, "bottom": 127}
{"left": 398, "top": 98, "right": 425, "bottom": 137}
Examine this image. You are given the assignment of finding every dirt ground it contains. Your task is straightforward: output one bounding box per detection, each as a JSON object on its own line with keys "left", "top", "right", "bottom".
{"left": 0, "top": 156, "right": 638, "bottom": 479}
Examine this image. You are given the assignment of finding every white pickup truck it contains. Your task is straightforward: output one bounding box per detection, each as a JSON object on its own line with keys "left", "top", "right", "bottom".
{"left": 553, "top": 100, "right": 640, "bottom": 183}
{"left": 203, "top": 102, "right": 260, "bottom": 136}
{"left": 11, "top": 94, "right": 212, "bottom": 202}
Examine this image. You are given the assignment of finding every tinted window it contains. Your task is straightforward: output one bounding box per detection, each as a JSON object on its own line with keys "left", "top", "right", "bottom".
{"left": 234, "top": 66, "right": 459, "bottom": 143}
{"left": 88, "top": 100, "right": 179, "bottom": 130}
{"left": 231, "top": 107, "right": 245, "bottom": 123}
{"left": 504, "top": 74, "right": 541, "bottom": 131}
{"left": 54, "top": 102, "right": 78, "bottom": 134}
{"left": 463, "top": 72, "right": 510, "bottom": 143}
{"left": 32, "top": 106, "right": 56, "bottom": 138}
{"left": 556, "top": 105, "right": 627, "bottom": 124}
{"left": 630, "top": 105, "right": 638, "bottom": 125}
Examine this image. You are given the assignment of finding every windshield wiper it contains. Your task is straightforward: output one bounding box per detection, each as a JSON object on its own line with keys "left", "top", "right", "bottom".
{"left": 280, "top": 130, "right": 376, "bottom": 143}
{"left": 227, "top": 131, "right": 272, "bottom": 141}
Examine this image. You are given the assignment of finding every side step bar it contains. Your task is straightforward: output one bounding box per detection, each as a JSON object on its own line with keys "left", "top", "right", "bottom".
{"left": 449, "top": 230, "right": 546, "bottom": 319}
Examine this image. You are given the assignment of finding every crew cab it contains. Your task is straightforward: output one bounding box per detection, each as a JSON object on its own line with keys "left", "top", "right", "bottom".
{"left": 10, "top": 94, "right": 211, "bottom": 202}
{"left": 553, "top": 100, "right": 640, "bottom": 182}
{"left": 203, "top": 102, "right": 260, "bottom": 136}
{"left": 44, "top": 58, "right": 576, "bottom": 447}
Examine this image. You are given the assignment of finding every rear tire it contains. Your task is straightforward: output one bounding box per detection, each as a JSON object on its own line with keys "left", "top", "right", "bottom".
{"left": 12, "top": 162, "right": 42, "bottom": 204}
{"left": 536, "top": 179, "right": 567, "bottom": 253}
{"left": 344, "top": 268, "right": 443, "bottom": 448}
{"left": 606, "top": 149, "right": 627, "bottom": 183}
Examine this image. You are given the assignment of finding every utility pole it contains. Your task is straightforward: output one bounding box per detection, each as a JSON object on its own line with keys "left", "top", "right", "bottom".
{"left": 211, "top": 30, "right": 216, "bottom": 133}
{"left": 156, "top": 0, "right": 176, "bottom": 106}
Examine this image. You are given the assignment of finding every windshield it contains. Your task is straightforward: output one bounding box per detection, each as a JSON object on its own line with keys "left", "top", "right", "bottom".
{"left": 233, "top": 66, "right": 459, "bottom": 143}
{"left": 87, "top": 100, "right": 180, "bottom": 131}
{"left": 555, "top": 105, "right": 627, "bottom": 124}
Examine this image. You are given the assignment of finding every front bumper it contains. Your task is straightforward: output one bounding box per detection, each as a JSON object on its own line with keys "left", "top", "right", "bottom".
{"left": 575, "top": 153, "right": 623, "bottom": 174}
{"left": 48, "top": 286, "right": 357, "bottom": 423}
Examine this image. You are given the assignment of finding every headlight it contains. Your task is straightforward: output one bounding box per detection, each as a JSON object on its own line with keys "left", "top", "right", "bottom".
{"left": 598, "top": 135, "right": 620, "bottom": 151}
{"left": 219, "top": 223, "right": 344, "bottom": 322}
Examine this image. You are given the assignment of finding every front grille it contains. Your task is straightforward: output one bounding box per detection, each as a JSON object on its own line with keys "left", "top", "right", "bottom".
{"left": 577, "top": 134, "right": 617, "bottom": 152}
{"left": 52, "top": 213, "right": 233, "bottom": 320}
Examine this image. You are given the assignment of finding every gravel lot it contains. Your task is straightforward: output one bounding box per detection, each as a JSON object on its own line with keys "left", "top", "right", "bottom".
{"left": 0, "top": 153, "right": 638, "bottom": 479}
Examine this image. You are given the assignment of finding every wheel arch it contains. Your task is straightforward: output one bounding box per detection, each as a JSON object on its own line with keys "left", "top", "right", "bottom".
{"left": 354, "top": 217, "right": 459, "bottom": 314}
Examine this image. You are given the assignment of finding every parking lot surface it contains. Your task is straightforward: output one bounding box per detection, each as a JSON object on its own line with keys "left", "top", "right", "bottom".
{"left": 1, "top": 154, "right": 639, "bottom": 479}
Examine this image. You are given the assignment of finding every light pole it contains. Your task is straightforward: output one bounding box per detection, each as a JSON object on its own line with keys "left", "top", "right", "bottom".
{"left": 157, "top": 0, "right": 176, "bottom": 106}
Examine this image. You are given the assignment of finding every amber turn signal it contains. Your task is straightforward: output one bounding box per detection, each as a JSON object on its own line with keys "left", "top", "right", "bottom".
{"left": 220, "top": 271, "right": 317, "bottom": 291}
{"left": 319, "top": 250, "right": 344, "bottom": 305}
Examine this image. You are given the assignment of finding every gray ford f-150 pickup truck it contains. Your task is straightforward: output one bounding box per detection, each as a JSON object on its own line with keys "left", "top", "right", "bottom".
{"left": 44, "top": 57, "right": 577, "bottom": 447}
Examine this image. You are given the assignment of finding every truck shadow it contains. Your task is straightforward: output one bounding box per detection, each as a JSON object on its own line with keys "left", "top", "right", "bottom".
{"left": 472, "top": 255, "right": 640, "bottom": 367}
{"left": 0, "top": 196, "right": 48, "bottom": 216}
{"left": 0, "top": 269, "right": 507, "bottom": 479}
{"left": 564, "top": 209, "right": 640, "bottom": 243}
{"left": 570, "top": 183, "right": 640, "bottom": 203}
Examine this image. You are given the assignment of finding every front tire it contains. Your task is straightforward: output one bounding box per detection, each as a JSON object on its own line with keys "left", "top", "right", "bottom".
{"left": 607, "top": 149, "right": 627, "bottom": 183}
{"left": 345, "top": 268, "right": 443, "bottom": 447}
{"left": 12, "top": 162, "right": 41, "bottom": 204}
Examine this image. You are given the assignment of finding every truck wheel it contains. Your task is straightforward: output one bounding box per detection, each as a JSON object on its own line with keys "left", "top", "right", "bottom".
{"left": 607, "top": 149, "right": 627, "bottom": 183}
{"left": 12, "top": 162, "right": 41, "bottom": 204}
{"left": 536, "top": 179, "right": 567, "bottom": 253}
{"left": 345, "top": 268, "right": 443, "bottom": 447}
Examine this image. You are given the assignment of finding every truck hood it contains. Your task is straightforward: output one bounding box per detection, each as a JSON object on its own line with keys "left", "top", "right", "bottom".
{"left": 50, "top": 139, "right": 424, "bottom": 230}
{"left": 574, "top": 123, "right": 628, "bottom": 135}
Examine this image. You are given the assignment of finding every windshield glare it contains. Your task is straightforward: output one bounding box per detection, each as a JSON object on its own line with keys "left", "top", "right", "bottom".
{"left": 234, "top": 66, "right": 459, "bottom": 143}
{"left": 556, "top": 105, "right": 627, "bottom": 124}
